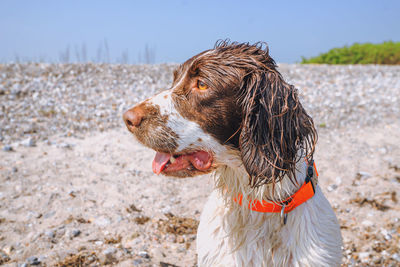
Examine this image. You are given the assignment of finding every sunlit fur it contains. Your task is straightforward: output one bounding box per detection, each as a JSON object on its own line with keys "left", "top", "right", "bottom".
{"left": 197, "top": 155, "right": 342, "bottom": 266}
{"left": 124, "top": 41, "right": 342, "bottom": 266}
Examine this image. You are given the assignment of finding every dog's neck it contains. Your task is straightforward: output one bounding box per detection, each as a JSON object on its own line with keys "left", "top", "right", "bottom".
{"left": 214, "top": 156, "right": 308, "bottom": 204}
{"left": 198, "top": 154, "right": 342, "bottom": 266}
{"left": 209, "top": 157, "right": 309, "bottom": 256}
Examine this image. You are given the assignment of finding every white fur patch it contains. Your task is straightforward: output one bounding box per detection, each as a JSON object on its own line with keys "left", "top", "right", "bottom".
{"left": 148, "top": 89, "right": 175, "bottom": 117}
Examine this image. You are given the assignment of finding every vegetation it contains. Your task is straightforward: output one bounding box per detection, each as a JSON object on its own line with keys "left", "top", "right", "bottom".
{"left": 301, "top": 41, "right": 400, "bottom": 65}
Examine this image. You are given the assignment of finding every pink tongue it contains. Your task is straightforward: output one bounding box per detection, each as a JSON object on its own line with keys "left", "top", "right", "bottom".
{"left": 152, "top": 152, "right": 171, "bottom": 174}
{"left": 152, "top": 151, "right": 212, "bottom": 174}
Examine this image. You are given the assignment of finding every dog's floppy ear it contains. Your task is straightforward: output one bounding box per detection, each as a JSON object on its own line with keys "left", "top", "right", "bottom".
{"left": 239, "top": 68, "right": 317, "bottom": 188}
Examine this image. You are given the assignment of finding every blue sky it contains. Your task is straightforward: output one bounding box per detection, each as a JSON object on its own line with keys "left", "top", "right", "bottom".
{"left": 1, "top": 0, "right": 399, "bottom": 63}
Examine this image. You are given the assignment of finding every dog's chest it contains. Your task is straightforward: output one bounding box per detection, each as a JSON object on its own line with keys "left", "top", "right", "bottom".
{"left": 196, "top": 186, "right": 343, "bottom": 267}
{"left": 196, "top": 190, "right": 284, "bottom": 266}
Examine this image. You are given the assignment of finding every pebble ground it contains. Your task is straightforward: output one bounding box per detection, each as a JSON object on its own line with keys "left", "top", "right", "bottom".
{"left": 0, "top": 63, "right": 399, "bottom": 266}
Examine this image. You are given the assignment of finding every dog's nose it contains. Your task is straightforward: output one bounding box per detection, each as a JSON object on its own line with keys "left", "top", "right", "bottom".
{"left": 123, "top": 106, "right": 144, "bottom": 130}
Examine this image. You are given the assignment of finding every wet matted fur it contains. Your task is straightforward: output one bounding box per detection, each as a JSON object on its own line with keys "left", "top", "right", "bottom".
{"left": 123, "top": 41, "right": 342, "bottom": 266}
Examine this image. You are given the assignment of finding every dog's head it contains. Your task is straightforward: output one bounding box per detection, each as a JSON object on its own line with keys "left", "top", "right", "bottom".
{"left": 123, "top": 41, "right": 316, "bottom": 187}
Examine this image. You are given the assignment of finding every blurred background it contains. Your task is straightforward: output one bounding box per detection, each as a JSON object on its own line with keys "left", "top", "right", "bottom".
{"left": 1, "top": 0, "right": 399, "bottom": 64}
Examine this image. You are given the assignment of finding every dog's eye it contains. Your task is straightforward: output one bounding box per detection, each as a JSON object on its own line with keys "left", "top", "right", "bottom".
{"left": 197, "top": 80, "right": 208, "bottom": 90}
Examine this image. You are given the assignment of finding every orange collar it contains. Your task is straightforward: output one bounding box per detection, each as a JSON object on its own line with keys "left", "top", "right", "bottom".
{"left": 234, "top": 161, "right": 318, "bottom": 215}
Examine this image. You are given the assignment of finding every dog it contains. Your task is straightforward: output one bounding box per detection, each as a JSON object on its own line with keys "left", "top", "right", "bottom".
{"left": 123, "top": 41, "right": 342, "bottom": 266}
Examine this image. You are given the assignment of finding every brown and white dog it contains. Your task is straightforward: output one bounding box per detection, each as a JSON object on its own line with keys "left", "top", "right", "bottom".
{"left": 123, "top": 41, "right": 342, "bottom": 266}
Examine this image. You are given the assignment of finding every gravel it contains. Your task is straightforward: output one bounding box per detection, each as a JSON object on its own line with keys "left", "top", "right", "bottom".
{"left": 0, "top": 63, "right": 399, "bottom": 145}
{"left": 26, "top": 256, "right": 40, "bottom": 265}
{"left": 70, "top": 229, "right": 81, "bottom": 238}
{"left": 278, "top": 64, "right": 400, "bottom": 128}
{"left": 44, "top": 230, "right": 55, "bottom": 239}
{"left": 2, "top": 144, "right": 13, "bottom": 151}
{"left": 0, "top": 63, "right": 176, "bottom": 144}
{"left": 0, "top": 250, "right": 11, "bottom": 264}
{"left": 138, "top": 250, "right": 150, "bottom": 259}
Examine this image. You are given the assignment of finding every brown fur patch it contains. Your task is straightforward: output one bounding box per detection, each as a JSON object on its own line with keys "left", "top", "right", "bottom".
{"left": 170, "top": 41, "right": 316, "bottom": 187}
{"left": 127, "top": 102, "right": 179, "bottom": 152}
{"left": 171, "top": 53, "right": 243, "bottom": 148}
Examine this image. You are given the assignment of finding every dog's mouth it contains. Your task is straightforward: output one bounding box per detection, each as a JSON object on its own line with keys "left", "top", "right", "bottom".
{"left": 152, "top": 151, "right": 213, "bottom": 175}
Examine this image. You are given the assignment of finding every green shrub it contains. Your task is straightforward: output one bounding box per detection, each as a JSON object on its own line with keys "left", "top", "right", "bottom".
{"left": 301, "top": 41, "right": 400, "bottom": 64}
